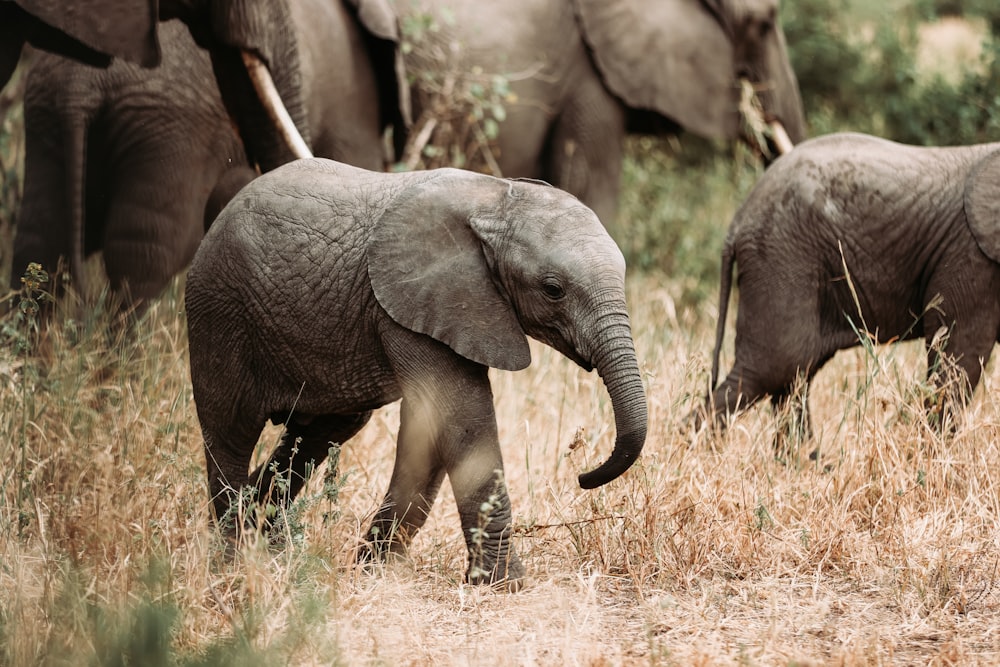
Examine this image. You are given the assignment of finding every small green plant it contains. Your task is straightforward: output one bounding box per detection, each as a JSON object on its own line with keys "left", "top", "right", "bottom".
{"left": 3, "top": 262, "right": 50, "bottom": 352}
{"left": 752, "top": 498, "right": 774, "bottom": 533}
{"left": 268, "top": 441, "right": 348, "bottom": 546}
{"left": 467, "top": 469, "right": 505, "bottom": 583}
{"left": 0, "top": 263, "right": 53, "bottom": 538}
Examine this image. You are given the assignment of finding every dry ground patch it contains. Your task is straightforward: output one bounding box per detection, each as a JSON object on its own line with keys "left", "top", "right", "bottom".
{"left": 1, "top": 274, "right": 999, "bottom": 665}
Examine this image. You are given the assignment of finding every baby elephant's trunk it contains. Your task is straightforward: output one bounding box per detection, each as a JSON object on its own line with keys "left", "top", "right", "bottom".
{"left": 577, "top": 318, "right": 647, "bottom": 488}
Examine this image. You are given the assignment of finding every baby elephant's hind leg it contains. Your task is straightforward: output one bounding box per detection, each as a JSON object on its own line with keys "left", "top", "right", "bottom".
{"left": 250, "top": 412, "right": 372, "bottom": 525}
{"left": 359, "top": 396, "right": 448, "bottom": 563}
{"left": 770, "top": 375, "right": 818, "bottom": 463}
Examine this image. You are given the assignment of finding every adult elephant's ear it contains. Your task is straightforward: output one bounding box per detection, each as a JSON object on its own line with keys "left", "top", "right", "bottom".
{"left": 964, "top": 149, "right": 1000, "bottom": 263}
{"left": 572, "top": 0, "right": 738, "bottom": 139}
{"left": 571, "top": 0, "right": 805, "bottom": 144}
{"left": 368, "top": 171, "right": 531, "bottom": 371}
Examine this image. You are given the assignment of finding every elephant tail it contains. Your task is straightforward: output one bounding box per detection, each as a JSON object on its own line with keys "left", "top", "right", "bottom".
{"left": 710, "top": 240, "right": 735, "bottom": 391}
{"left": 66, "top": 114, "right": 87, "bottom": 299}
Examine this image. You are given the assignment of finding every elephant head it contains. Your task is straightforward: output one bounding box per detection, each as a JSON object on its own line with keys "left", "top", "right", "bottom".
{"left": 368, "top": 172, "right": 648, "bottom": 488}
{"left": 161, "top": 0, "right": 314, "bottom": 169}
{"left": 571, "top": 0, "right": 807, "bottom": 151}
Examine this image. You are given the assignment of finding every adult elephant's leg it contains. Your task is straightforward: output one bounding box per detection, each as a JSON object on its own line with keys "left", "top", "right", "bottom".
{"left": 543, "top": 69, "right": 626, "bottom": 226}
{"left": 250, "top": 412, "right": 371, "bottom": 513}
{"left": 11, "top": 94, "right": 76, "bottom": 296}
{"left": 103, "top": 140, "right": 227, "bottom": 313}
{"left": 11, "top": 127, "right": 70, "bottom": 292}
{"left": 487, "top": 97, "right": 554, "bottom": 180}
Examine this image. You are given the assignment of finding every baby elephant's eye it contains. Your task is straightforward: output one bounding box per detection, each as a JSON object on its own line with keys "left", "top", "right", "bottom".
{"left": 541, "top": 277, "right": 565, "bottom": 300}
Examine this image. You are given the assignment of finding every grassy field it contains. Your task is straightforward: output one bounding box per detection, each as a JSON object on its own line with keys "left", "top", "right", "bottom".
{"left": 3, "top": 7, "right": 1000, "bottom": 665}
{"left": 2, "top": 227, "right": 999, "bottom": 665}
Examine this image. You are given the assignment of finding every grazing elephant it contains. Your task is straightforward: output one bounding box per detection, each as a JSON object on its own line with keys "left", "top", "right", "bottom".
{"left": 10, "top": 0, "right": 408, "bottom": 313}
{"left": 706, "top": 132, "right": 1000, "bottom": 436}
{"left": 396, "top": 0, "right": 807, "bottom": 224}
{"left": 185, "top": 159, "right": 648, "bottom": 589}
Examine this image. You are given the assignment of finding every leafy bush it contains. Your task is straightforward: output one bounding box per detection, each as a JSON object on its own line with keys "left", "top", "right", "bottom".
{"left": 782, "top": 0, "right": 922, "bottom": 136}
{"left": 783, "top": 0, "right": 1000, "bottom": 145}
{"left": 913, "top": 0, "right": 1000, "bottom": 33}
{"left": 613, "top": 138, "right": 761, "bottom": 308}
{"left": 887, "top": 39, "right": 1000, "bottom": 145}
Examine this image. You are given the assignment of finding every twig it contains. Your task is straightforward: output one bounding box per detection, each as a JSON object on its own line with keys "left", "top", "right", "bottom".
{"left": 515, "top": 514, "right": 626, "bottom": 536}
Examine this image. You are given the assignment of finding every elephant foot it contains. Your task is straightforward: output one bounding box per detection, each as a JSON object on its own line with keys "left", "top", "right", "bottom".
{"left": 356, "top": 523, "right": 412, "bottom": 573}
{"left": 681, "top": 403, "right": 708, "bottom": 434}
{"left": 466, "top": 559, "right": 526, "bottom": 592}
{"left": 465, "top": 537, "right": 526, "bottom": 592}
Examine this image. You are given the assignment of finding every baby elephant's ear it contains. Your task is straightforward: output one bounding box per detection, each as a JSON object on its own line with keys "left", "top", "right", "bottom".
{"left": 965, "top": 149, "right": 1000, "bottom": 264}
{"left": 368, "top": 173, "right": 531, "bottom": 371}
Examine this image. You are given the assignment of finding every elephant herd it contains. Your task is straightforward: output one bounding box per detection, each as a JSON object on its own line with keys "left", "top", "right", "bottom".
{"left": 3, "top": 0, "right": 806, "bottom": 311}
{"left": 5, "top": 0, "right": 999, "bottom": 589}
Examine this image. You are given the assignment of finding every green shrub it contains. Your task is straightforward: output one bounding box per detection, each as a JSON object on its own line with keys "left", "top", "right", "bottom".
{"left": 913, "top": 0, "right": 1000, "bottom": 34}
{"left": 784, "top": 0, "right": 1000, "bottom": 146}
{"left": 887, "top": 39, "right": 1000, "bottom": 145}
{"left": 783, "top": 0, "right": 922, "bottom": 136}
{"left": 613, "top": 138, "right": 761, "bottom": 308}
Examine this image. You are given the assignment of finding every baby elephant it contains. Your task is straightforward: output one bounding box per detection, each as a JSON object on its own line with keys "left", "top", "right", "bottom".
{"left": 185, "top": 158, "right": 647, "bottom": 589}
{"left": 707, "top": 132, "right": 1000, "bottom": 434}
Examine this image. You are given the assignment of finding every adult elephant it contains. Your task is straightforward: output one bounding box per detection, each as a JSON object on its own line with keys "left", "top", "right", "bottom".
{"left": 0, "top": 0, "right": 384, "bottom": 170}
{"left": 397, "top": 0, "right": 807, "bottom": 224}
{"left": 11, "top": 0, "right": 408, "bottom": 313}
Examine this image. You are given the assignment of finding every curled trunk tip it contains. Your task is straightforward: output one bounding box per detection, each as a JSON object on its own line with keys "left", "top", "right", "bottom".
{"left": 577, "top": 330, "right": 648, "bottom": 488}
{"left": 577, "top": 423, "right": 646, "bottom": 489}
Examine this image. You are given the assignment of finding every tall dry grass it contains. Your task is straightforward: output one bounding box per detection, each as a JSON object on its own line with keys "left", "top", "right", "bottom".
{"left": 1, "top": 268, "right": 998, "bottom": 666}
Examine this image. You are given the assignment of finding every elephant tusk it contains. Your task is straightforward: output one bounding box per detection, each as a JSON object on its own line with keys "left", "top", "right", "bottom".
{"left": 240, "top": 50, "right": 313, "bottom": 160}
{"left": 768, "top": 120, "right": 794, "bottom": 155}
{"left": 738, "top": 78, "right": 796, "bottom": 159}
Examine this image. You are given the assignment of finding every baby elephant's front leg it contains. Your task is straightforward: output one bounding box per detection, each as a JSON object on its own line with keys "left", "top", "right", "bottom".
{"left": 363, "top": 350, "right": 525, "bottom": 590}
{"left": 450, "top": 455, "right": 524, "bottom": 590}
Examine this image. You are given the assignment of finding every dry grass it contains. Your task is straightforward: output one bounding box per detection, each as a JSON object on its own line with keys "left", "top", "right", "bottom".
{"left": 1, "top": 273, "right": 999, "bottom": 666}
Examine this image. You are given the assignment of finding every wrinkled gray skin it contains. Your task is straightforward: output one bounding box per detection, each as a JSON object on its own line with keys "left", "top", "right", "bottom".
{"left": 1, "top": 0, "right": 313, "bottom": 172}
{"left": 11, "top": 0, "right": 408, "bottom": 313}
{"left": 396, "top": 0, "right": 806, "bottom": 224}
{"left": 185, "top": 159, "right": 648, "bottom": 589}
{"left": 707, "top": 132, "right": 1000, "bottom": 435}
